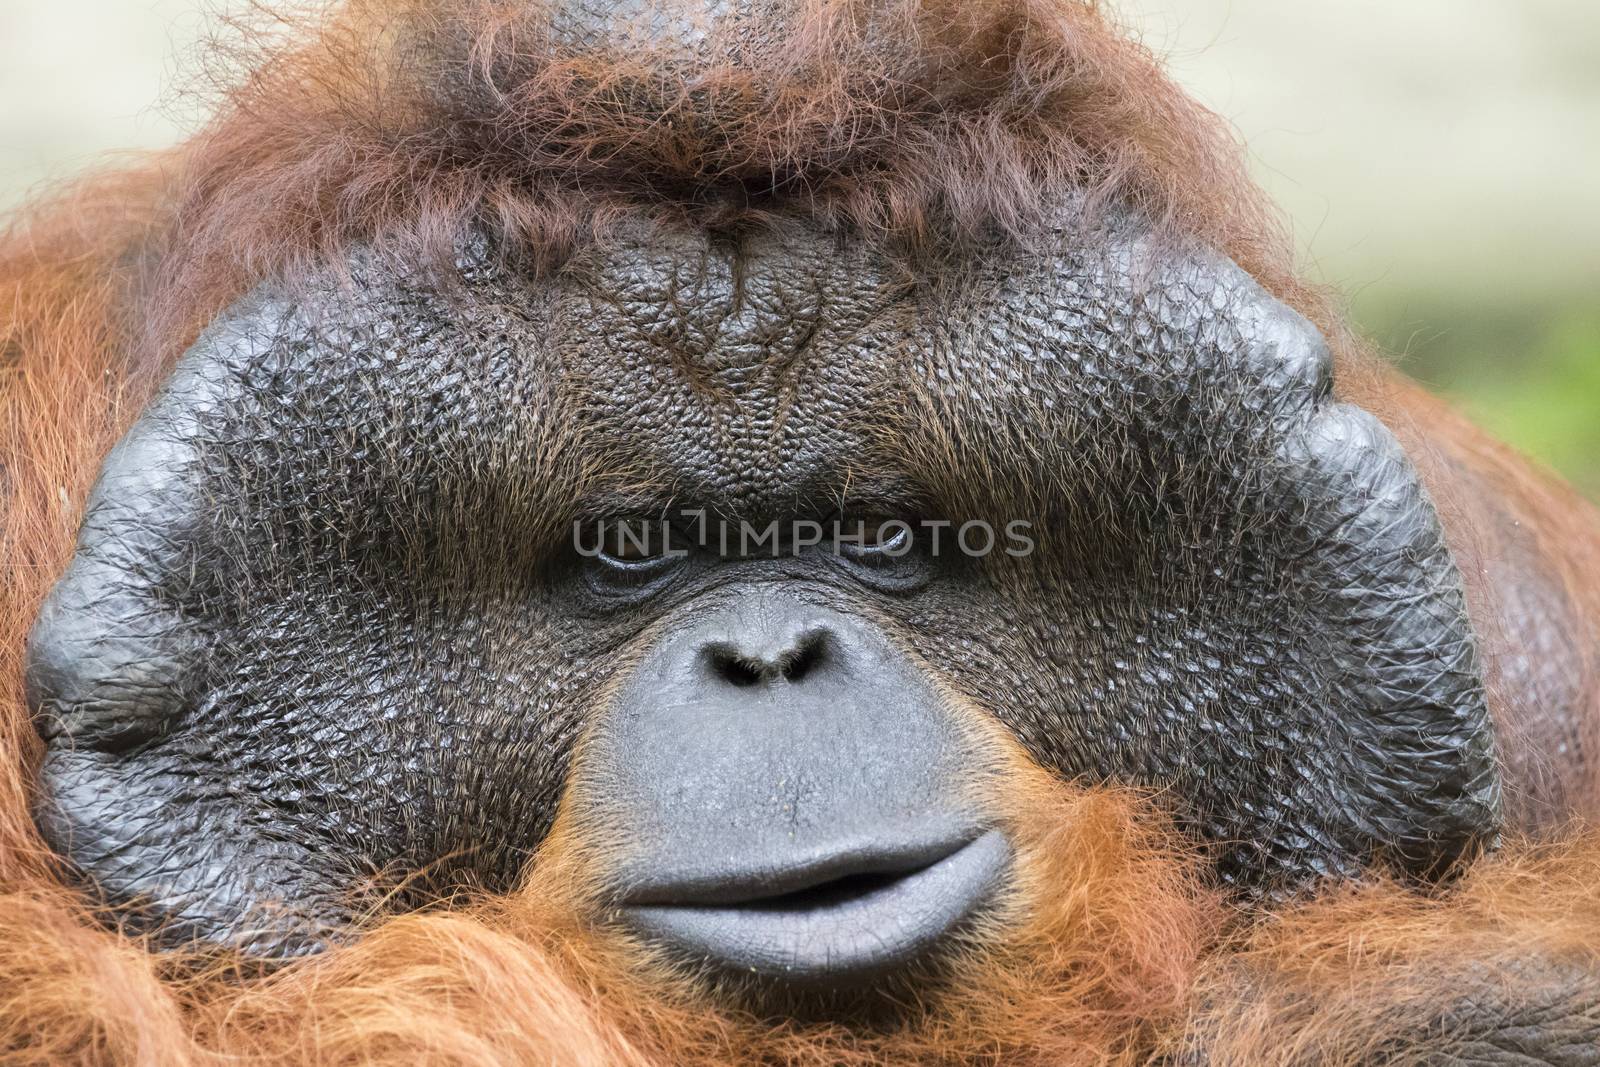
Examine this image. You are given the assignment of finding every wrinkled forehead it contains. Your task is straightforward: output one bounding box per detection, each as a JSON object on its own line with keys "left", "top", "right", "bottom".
{"left": 546, "top": 219, "right": 917, "bottom": 512}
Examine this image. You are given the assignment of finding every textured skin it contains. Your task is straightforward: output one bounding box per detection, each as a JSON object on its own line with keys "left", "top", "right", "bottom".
{"left": 27, "top": 212, "right": 1501, "bottom": 951}
{"left": 1432, "top": 969, "right": 1600, "bottom": 1067}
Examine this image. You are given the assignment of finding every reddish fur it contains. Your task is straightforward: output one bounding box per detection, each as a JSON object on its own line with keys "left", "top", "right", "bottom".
{"left": 0, "top": 167, "right": 178, "bottom": 887}
{"left": 4, "top": 1, "right": 1600, "bottom": 1063}
{"left": 1173, "top": 833, "right": 1600, "bottom": 1065}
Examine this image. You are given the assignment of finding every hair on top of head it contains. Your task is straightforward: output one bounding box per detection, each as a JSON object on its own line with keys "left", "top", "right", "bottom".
{"left": 134, "top": 0, "right": 1315, "bottom": 356}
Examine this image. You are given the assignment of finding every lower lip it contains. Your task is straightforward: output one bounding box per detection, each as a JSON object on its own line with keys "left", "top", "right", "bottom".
{"left": 619, "top": 830, "right": 1012, "bottom": 987}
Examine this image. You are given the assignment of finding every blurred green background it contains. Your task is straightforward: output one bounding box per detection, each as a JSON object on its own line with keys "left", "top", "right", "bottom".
{"left": 3, "top": 0, "right": 1597, "bottom": 495}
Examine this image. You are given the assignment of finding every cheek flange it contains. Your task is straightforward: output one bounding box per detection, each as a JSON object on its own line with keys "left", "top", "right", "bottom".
{"left": 1223, "top": 283, "right": 1501, "bottom": 882}
{"left": 909, "top": 222, "right": 1501, "bottom": 888}
{"left": 26, "top": 255, "right": 586, "bottom": 955}
{"left": 1259, "top": 398, "right": 1501, "bottom": 880}
{"left": 25, "top": 296, "right": 357, "bottom": 954}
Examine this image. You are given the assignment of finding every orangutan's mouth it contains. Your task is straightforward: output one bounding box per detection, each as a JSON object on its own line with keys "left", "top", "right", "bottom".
{"left": 619, "top": 830, "right": 1011, "bottom": 987}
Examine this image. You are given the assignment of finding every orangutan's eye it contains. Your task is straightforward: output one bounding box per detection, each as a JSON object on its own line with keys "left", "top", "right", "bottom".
{"left": 578, "top": 520, "right": 690, "bottom": 598}
{"left": 837, "top": 517, "right": 914, "bottom": 558}
{"left": 598, "top": 521, "right": 678, "bottom": 563}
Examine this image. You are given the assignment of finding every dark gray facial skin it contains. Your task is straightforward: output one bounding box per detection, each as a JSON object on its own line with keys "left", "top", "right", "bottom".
{"left": 588, "top": 594, "right": 1014, "bottom": 988}
{"left": 26, "top": 210, "right": 1501, "bottom": 976}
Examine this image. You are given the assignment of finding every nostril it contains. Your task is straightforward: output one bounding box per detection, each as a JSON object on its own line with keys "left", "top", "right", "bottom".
{"left": 778, "top": 629, "right": 828, "bottom": 684}
{"left": 705, "top": 644, "right": 765, "bottom": 688}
